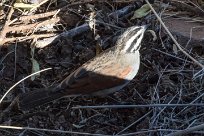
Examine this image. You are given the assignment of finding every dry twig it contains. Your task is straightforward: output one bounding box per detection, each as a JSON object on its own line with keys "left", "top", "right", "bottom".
{"left": 0, "top": 125, "right": 109, "bottom": 136}
{"left": 0, "top": 68, "right": 52, "bottom": 105}
{"left": 72, "top": 103, "right": 204, "bottom": 109}
{"left": 145, "top": 0, "right": 204, "bottom": 68}
{"left": 0, "top": 7, "right": 14, "bottom": 45}
{"left": 166, "top": 123, "right": 204, "bottom": 136}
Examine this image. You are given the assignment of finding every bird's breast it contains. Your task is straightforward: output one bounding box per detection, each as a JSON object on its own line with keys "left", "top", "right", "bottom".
{"left": 84, "top": 50, "right": 140, "bottom": 81}
{"left": 120, "top": 51, "right": 140, "bottom": 80}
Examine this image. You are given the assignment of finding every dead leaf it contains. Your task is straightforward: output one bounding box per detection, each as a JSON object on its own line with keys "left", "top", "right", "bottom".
{"left": 147, "top": 30, "right": 157, "bottom": 41}
{"left": 173, "top": 44, "right": 178, "bottom": 55}
{"left": 14, "top": 3, "right": 36, "bottom": 9}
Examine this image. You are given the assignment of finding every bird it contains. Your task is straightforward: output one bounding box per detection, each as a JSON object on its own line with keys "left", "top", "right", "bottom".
{"left": 18, "top": 25, "right": 147, "bottom": 110}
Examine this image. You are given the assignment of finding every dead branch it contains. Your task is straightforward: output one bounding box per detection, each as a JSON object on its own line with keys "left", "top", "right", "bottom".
{"left": 145, "top": 0, "right": 204, "bottom": 68}
{"left": 35, "top": 5, "right": 135, "bottom": 48}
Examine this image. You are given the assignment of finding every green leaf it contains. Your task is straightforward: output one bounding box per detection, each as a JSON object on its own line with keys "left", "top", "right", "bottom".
{"left": 30, "top": 46, "right": 40, "bottom": 81}
{"left": 30, "top": 58, "right": 40, "bottom": 81}
{"left": 131, "top": 4, "right": 151, "bottom": 19}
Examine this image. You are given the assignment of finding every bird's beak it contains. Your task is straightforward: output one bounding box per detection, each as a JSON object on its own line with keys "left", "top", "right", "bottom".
{"left": 141, "top": 24, "right": 150, "bottom": 30}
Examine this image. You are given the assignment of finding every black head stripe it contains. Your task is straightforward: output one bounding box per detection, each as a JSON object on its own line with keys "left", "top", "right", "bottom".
{"left": 126, "top": 36, "right": 139, "bottom": 52}
{"left": 121, "top": 27, "right": 141, "bottom": 50}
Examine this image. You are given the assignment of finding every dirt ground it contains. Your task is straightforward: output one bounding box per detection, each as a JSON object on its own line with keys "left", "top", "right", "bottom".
{"left": 0, "top": 0, "right": 204, "bottom": 136}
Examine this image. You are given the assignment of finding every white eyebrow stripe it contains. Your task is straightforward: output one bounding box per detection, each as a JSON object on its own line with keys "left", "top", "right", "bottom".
{"left": 123, "top": 28, "right": 144, "bottom": 52}
{"left": 122, "top": 26, "right": 140, "bottom": 39}
{"left": 130, "top": 31, "right": 144, "bottom": 52}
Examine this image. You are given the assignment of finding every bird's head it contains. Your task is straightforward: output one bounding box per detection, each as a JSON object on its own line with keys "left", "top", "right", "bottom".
{"left": 116, "top": 25, "right": 147, "bottom": 54}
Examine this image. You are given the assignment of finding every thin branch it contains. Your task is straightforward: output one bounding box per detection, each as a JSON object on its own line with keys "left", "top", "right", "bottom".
{"left": 35, "top": 4, "right": 134, "bottom": 48}
{"left": 18, "top": 10, "right": 58, "bottom": 21}
{"left": 7, "top": 17, "right": 60, "bottom": 33}
{"left": 0, "top": 125, "right": 110, "bottom": 136}
{"left": 0, "top": 68, "right": 52, "bottom": 104}
{"left": 72, "top": 103, "right": 204, "bottom": 109}
{"left": 1, "top": 33, "right": 56, "bottom": 44}
{"left": 145, "top": 0, "right": 204, "bottom": 68}
{"left": 0, "top": 7, "right": 14, "bottom": 44}
{"left": 166, "top": 123, "right": 204, "bottom": 136}
{"left": 117, "top": 110, "right": 152, "bottom": 135}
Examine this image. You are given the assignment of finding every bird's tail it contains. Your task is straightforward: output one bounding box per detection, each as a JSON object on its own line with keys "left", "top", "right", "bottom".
{"left": 18, "top": 87, "right": 66, "bottom": 110}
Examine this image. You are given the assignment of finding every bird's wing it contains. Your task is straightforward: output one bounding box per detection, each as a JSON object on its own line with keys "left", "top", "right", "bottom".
{"left": 57, "top": 62, "right": 133, "bottom": 95}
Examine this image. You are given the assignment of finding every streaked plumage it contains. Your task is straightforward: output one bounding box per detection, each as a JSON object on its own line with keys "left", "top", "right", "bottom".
{"left": 18, "top": 25, "right": 147, "bottom": 110}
